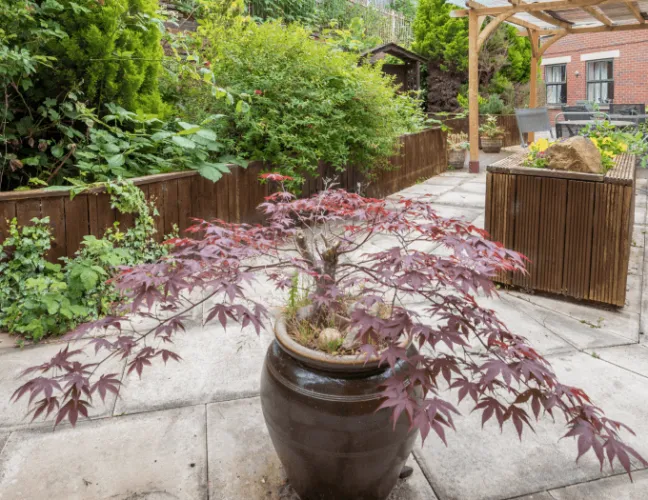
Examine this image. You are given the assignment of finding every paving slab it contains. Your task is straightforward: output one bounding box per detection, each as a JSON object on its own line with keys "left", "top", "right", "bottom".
{"left": 423, "top": 176, "right": 467, "bottom": 187}
{"left": 629, "top": 244, "right": 644, "bottom": 276}
{"left": 0, "top": 333, "right": 14, "bottom": 352}
{"left": 589, "top": 344, "right": 648, "bottom": 378}
{"left": 428, "top": 204, "right": 483, "bottom": 223}
{"left": 476, "top": 295, "right": 575, "bottom": 356}
{"left": 454, "top": 181, "right": 486, "bottom": 195}
{"left": 206, "top": 397, "right": 437, "bottom": 500}
{"left": 0, "top": 434, "right": 8, "bottom": 456}
{"left": 0, "top": 405, "right": 207, "bottom": 500}
{"left": 502, "top": 293, "right": 637, "bottom": 350}
{"left": 506, "top": 291, "right": 640, "bottom": 343}
{"left": 433, "top": 191, "right": 486, "bottom": 209}
{"left": 632, "top": 225, "right": 646, "bottom": 248}
{"left": 514, "top": 494, "right": 555, "bottom": 500}
{"left": 635, "top": 202, "right": 646, "bottom": 227}
{"left": 548, "top": 469, "right": 648, "bottom": 500}
{"left": 114, "top": 324, "right": 273, "bottom": 415}
{"left": 625, "top": 273, "right": 642, "bottom": 315}
{"left": 396, "top": 183, "right": 458, "bottom": 197}
{"left": 0, "top": 340, "right": 125, "bottom": 430}
{"left": 415, "top": 351, "right": 648, "bottom": 500}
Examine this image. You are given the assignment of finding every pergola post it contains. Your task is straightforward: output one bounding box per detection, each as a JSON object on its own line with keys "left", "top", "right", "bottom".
{"left": 468, "top": 9, "right": 480, "bottom": 173}
{"left": 527, "top": 29, "right": 539, "bottom": 143}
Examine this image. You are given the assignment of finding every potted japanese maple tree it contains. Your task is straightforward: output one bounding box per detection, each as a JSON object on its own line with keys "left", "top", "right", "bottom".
{"left": 13, "top": 175, "right": 644, "bottom": 500}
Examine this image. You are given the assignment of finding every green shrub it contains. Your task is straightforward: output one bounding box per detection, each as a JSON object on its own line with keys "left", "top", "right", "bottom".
{"left": 194, "top": 19, "right": 425, "bottom": 186}
{"left": 4, "top": 0, "right": 166, "bottom": 113}
{"left": 0, "top": 180, "right": 171, "bottom": 342}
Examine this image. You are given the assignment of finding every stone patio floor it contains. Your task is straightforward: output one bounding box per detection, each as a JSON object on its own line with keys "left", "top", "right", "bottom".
{"left": 1, "top": 147, "right": 648, "bottom": 500}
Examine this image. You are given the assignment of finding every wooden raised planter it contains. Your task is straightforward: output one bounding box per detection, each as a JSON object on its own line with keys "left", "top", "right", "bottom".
{"left": 485, "top": 152, "right": 635, "bottom": 307}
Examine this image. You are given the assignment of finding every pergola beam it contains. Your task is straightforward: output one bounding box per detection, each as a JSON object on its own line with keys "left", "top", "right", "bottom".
{"left": 623, "top": 1, "right": 645, "bottom": 23}
{"left": 466, "top": 1, "right": 546, "bottom": 32}
{"left": 456, "top": 0, "right": 620, "bottom": 17}
{"left": 529, "top": 11, "right": 574, "bottom": 29}
{"left": 538, "top": 31, "right": 568, "bottom": 56}
{"left": 582, "top": 5, "right": 615, "bottom": 25}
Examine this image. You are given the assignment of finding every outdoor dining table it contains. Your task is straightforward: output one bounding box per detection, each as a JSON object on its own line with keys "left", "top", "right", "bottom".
{"left": 555, "top": 119, "right": 637, "bottom": 138}
{"left": 608, "top": 114, "right": 648, "bottom": 124}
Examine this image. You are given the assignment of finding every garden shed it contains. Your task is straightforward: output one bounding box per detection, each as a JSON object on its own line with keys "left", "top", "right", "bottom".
{"left": 361, "top": 42, "right": 428, "bottom": 92}
{"left": 451, "top": 0, "right": 648, "bottom": 172}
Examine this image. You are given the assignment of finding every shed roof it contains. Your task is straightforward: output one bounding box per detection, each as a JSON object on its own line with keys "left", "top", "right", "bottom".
{"left": 361, "top": 43, "right": 428, "bottom": 64}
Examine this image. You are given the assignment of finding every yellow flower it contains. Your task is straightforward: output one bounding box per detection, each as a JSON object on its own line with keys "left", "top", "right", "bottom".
{"left": 590, "top": 137, "right": 599, "bottom": 149}
{"left": 619, "top": 142, "right": 628, "bottom": 152}
{"left": 534, "top": 138, "right": 550, "bottom": 152}
{"left": 601, "top": 137, "right": 612, "bottom": 145}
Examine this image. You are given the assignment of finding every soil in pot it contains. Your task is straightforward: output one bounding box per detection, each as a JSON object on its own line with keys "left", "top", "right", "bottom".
{"left": 260, "top": 316, "right": 420, "bottom": 500}
{"left": 481, "top": 137, "right": 503, "bottom": 153}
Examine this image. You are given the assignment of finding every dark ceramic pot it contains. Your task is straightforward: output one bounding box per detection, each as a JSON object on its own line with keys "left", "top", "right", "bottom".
{"left": 260, "top": 318, "right": 420, "bottom": 500}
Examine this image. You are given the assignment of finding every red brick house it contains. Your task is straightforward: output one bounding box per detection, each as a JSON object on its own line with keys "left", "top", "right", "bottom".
{"left": 542, "top": 30, "right": 648, "bottom": 123}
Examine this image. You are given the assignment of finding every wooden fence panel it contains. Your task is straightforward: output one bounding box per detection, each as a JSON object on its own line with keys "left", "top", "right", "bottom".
{"left": 41, "top": 197, "right": 66, "bottom": 261}
{"left": 64, "top": 195, "right": 90, "bottom": 257}
{"left": 0, "top": 128, "right": 449, "bottom": 261}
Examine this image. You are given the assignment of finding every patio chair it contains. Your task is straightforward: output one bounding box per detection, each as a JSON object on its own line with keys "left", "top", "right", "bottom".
{"left": 575, "top": 100, "right": 595, "bottom": 111}
{"left": 561, "top": 105, "right": 592, "bottom": 121}
{"left": 514, "top": 108, "right": 553, "bottom": 147}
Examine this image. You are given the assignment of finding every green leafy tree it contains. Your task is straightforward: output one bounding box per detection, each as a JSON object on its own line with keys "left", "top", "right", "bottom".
{"left": 412, "top": 0, "right": 468, "bottom": 74}
{"left": 34, "top": 0, "right": 165, "bottom": 113}
{"left": 195, "top": 19, "right": 425, "bottom": 188}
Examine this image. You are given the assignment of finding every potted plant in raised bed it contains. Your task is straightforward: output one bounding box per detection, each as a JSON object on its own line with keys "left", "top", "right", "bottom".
{"left": 13, "top": 175, "right": 644, "bottom": 500}
{"left": 479, "top": 114, "right": 505, "bottom": 153}
{"left": 447, "top": 132, "right": 469, "bottom": 169}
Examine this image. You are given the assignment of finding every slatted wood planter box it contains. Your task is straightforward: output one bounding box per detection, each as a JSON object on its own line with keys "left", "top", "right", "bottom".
{"left": 485, "top": 152, "right": 636, "bottom": 307}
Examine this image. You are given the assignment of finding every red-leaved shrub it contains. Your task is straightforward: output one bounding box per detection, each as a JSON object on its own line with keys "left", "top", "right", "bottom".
{"left": 13, "top": 179, "right": 645, "bottom": 476}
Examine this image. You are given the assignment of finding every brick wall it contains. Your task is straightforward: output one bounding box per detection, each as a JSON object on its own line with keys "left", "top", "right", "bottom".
{"left": 542, "top": 31, "right": 648, "bottom": 123}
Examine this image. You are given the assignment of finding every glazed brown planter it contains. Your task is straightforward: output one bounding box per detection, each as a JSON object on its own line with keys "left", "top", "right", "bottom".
{"left": 481, "top": 136, "right": 503, "bottom": 153}
{"left": 448, "top": 149, "right": 467, "bottom": 169}
{"left": 260, "top": 317, "right": 420, "bottom": 500}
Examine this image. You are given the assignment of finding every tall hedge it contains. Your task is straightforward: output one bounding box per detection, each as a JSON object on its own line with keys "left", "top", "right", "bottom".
{"left": 35, "top": 0, "right": 165, "bottom": 113}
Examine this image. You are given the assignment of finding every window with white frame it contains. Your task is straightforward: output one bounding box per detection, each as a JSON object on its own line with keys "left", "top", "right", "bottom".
{"left": 586, "top": 59, "right": 614, "bottom": 103}
{"left": 545, "top": 64, "right": 567, "bottom": 105}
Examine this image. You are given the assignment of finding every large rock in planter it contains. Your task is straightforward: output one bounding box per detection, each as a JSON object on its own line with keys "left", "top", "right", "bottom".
{"left": 545, "top": 136, "right": 602, "bottom": 174}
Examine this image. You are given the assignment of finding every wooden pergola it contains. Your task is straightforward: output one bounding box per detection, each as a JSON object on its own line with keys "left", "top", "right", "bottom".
{"left": 451, "top": 0, "right": 648, "bottom": 172}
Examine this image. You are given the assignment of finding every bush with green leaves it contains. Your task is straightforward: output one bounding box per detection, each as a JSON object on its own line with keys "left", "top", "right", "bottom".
{"left": 1, "top": 0, "right": 165, "bottom": 114}
{"left": 0, "top": 180, "right": 171, "bottom": 342}
{"left": 193, "top": 19, "right": 425, "bottom": 186}
{"left": 4, "top": 94, "right": 242, "bottom": 189}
